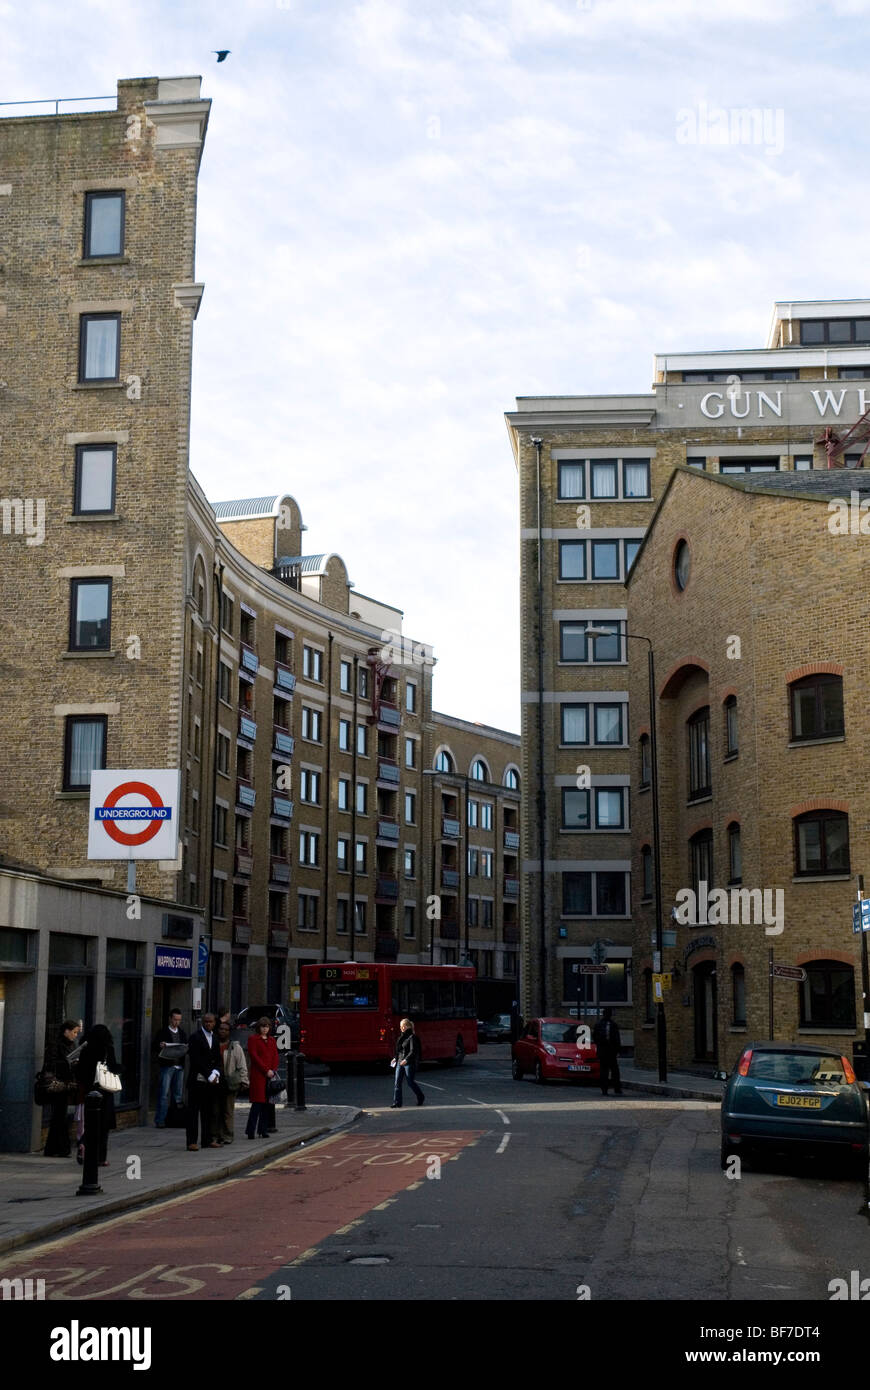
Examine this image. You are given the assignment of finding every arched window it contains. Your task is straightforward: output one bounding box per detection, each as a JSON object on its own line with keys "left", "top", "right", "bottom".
{"left": 727, "top": 822, "right": 742, "bottom": 884}
{"left": 724, "top": 695, "right": 738, "bottom": 757}
{"left": 689, "top": 829, "right": 713, "bottom": 897}
{"left": 789, "top": 674, "right": 844, "bottom": 741}
{"left": 641, "top": 844, "right": 653, "bottom": 899}
{"left": 435, "top": 750, "right": 454, "bottom": 773}
{"left": 470, "top": 758, "right": 489, "bottom": 782}
{"left": 800, "top": 959, "right": 855, "bottom": 1028}
{"left": 504, "top": 767, "right": 519, "bottom": 790}
{"left": 687, "top": 707, "right": 710, "bottom": 799}
{"left": 639, "top": 734, "right": 651, "bottom": 788}
{"left": 794, "top": 809, "right": 849, "bottom": 876}
{"left": 731, "top": 964, "right": 746, "bottom": 1026}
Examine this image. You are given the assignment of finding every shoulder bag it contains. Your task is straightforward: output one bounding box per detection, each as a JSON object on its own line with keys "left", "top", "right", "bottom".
{"left": 95, "top": 1060, "right": 122, "bottom": 1093}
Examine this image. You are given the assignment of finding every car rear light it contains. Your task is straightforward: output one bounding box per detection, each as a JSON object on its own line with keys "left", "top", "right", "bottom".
{"left": 737, "top": 1048, "right": 752, "bottom": 1077}
{"left": 841, "top": 1056, "right": 857, "bottom": 1084}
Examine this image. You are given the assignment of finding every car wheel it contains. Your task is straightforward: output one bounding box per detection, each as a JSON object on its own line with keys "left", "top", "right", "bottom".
{"left": 534, "top": 1061, "right": 545, "bottom": 1085}
{"left": 511, "top": 1058, "right": 523, "bottom": 1081}
{"left": 452, "top": 1035, "right": 465, "bottom": 1067}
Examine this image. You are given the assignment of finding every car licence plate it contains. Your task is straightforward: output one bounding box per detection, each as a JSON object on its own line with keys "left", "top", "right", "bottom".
{"left": 569, "top": 1064, "right": 590, "bottom": 1072}
{"left": 775, "top": 1093, "right": 821, "bottom": 1109}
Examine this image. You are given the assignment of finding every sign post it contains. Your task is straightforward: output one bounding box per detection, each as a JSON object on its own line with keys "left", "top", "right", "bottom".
{"left": 768, "top": 958, "right": 808, "bottom": 1039}
{"left": 854, "top": 876, "right": 870, "bottom": 1039}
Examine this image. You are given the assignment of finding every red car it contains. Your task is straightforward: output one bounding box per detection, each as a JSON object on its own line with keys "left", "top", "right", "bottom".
{"left": 512, "top": 1017, "right": 600, "bottom": 1084}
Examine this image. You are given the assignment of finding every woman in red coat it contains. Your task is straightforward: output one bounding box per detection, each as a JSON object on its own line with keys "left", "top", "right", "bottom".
{"left": 246, "top": 1018, "right": 279, "bottom": 1139}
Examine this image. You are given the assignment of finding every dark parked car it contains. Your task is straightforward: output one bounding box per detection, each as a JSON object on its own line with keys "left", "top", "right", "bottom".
{"left": 721, "top": 1041, "right": 870, "bottom": 1172}
{"left": 234, "top": 1004, "right": 299, "bottom": 1048}
{"left": 478, "top": 1013, "right": 512, "bottom": 1042}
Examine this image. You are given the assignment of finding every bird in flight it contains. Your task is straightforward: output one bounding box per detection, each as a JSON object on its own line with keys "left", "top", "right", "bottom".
{"left": 214, "top": 50, "right": 231, "bottom": 62}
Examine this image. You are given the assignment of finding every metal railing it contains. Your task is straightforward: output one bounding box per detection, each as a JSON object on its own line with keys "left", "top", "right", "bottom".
{"left": 0, "top": 95, "right": 116, "bottom": 117}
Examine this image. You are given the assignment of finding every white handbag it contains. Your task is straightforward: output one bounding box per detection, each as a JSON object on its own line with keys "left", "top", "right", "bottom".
{"left": 95, "top": 1060, "right": 122, "bottom": 1093}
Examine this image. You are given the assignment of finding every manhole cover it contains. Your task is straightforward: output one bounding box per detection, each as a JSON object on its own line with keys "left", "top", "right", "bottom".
{"left": 347, "top": 1256, "right": 391, "bottom": 1265}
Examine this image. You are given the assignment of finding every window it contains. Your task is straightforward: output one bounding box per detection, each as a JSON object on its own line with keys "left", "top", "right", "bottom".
{"left": 624, "top": 539, "right": 641, "bottom": 573}
{"left": 719, "top": 458, "right": 779, "bottom": 474}
{"left": 354, "top": 902, "right": 367, "bottom": 934}
{"left": 563, "top": 873, "right": 591, "bottom": 914}
{"left": 728, "top": 822, "right": 742, "bottom": 883}
{"left": 800, "top": 959, "right": 855, "bottom": 1027}
{"left": 404, "top": 905, "right": 416, "bottom": 938}
{"left": 300, "top": 769, "right": 320, "bottom": 804}
{"left": 217, "top": 733, "right": 230, "bottom": 775}
{"left": 355, "top": 840, "right": 366, "bottom": 873}
{"left": 83, "top": 191, "right": 124, "bottom": 258}
{"left": 562, "top": 871, "right": 627, "bottom": 917}
{"left": 336, "top": 900, "right": 349, "bottom": 933}
{"left": 356, "top": 724, "right": 367, "bottom": 756}
{"left": 338, "top": 777, "right": 350, "bottom": 811}
{"left": 559, "top": 540, "right": 586, "bottom": 580}
{"left": 682, "top": 369, "right": 798, "bottom": 382}
{"left": 688, "top": 707, "right": 711, "bottom": 799}
{"left": 467, "top": 898, "right": 479, "bottom": 927}
{"left": 595, "top": 788, "right": 625, "bottom": 829}
{"left": 590, "top": 459, "right": 617, "bottom": 498}
{"left": 339, "top": 660, "right": 351, "bottom": 692}
{"left": 404, "top": 790, "right": 416, "bottom": 824}
{"left": 800, "top": 318, "right": 870, "bottom": 345}
{"left": 463, "top": 799, "right": 477, "bottom": 831}
{"left": 560, "top": 620, "right": 623, "bottom": 664}
{"left": 674, "top": 539, "right": 690, "bottom": 590}
{"left": 301, "top": 707, "right": 321, "bottom": 742}
{"left": 731, "top": 965, "right": 746, "bottom": 1026}
{"left": 299, "top": 831, "right": 319, "bottom": 866}
{"left": 594, "top": 704, "right": 623, "bottom": 745}
{"left": 480, "top": 850, "right": 493, "bottom": 879}
{"left": 63, "top": 715, "right": 106, "bottom": 790}
{"left": 214, "top": 804, "right": 227, "bottom": 846}
{"left": 339, "top": 719, "right": 351, "bottom": 751}
{"left": 212, "top": 876, "right": 226, "bottom": 919}
{"left": 303, "top": 646, "right": 323, "bottom": 682}
{"left": 468, "top": 848, "right": 479, "bottom": 875}
{"left": 405, "top": 737, "right": 415, "bottom": 768}
{"left": 358, "top": 668, "right": 369, "bottom": 698}
{"left": 435, "top": 750, "right": 454, "bottom": 773}
{"left": 639, "top": 734, "right": 651, "bottom": 788}
{"left": 641, "top": 844, "right": 653, "bottom": 898}
{"left": 690, "top": 829, "right": 714, "bottom": 898}
{"left": 406, "top": 682, "right": 417, "bottom": 713}
{"left": 337, "top": 837, "right": 349, "bottom": 872}
{"left": 789, "top": 674, "right": 844, "bottom": 741}
{"left": 404, "top": 848, "right": 416, "bottom": 878}
{"left": 724, "top": 695, "right": 738, "bottom": 756}
{"left": 504, "top": 768, "right": 519, "bottom": 790}
{"left": 686, "top": 456, "right": 707, "bottom": 470}
{"left": 793, "top": 454, "right": 814, "bottom": 469}
{"left": 591, "top": 540, "right": 620, "bottom": 580}
{"left": 69, "top": 578, "right": 111, "bottom": 651}
{"left": 561, "top": 704, "right": 588, "bottom": 744}
{"left": 562, "top": 789, "right": 589, "bottom": 830}
{"left": 794, "top": 810, "right": 850, "bottom": 876}
{"left": 356, "top": 781, "right": 367, "bottom": 815}
{"left": 79, "top": 313, "right": 120, "bottom": 383}
{"left": 471, "top": 759, "right": 487, "bottom": 782}
{"left": 297, "top": 893, "right": 318, "bottom": 930}
{"left": 558, "top": 461, "right": 585, "bottom": 499}
{"left": 623, "top": 460, "right": 650, "bottom": 498}
{"left": 74, "top": 444, "right": 116, "bottom": 514}
{"left": 480, "top": 803, "right": 492, "bottom": 830}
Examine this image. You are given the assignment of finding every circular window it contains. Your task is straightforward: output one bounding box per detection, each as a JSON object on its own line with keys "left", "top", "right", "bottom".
{"left": 674, "top": 540, "right": 690, "bottom": 591}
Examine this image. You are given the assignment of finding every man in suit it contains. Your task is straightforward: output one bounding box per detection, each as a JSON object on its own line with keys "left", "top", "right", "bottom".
{"left": 186, "top": 1014, "right": 223, "bottom": 1150}
{"left": 592, "top": 1007, "right": 623, "bottom": 1096}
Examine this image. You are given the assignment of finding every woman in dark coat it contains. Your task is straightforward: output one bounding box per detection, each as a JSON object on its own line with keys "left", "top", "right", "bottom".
{"left": 245, "top": 1018, "right": 279, "bottom": 1139}
{"left": 75, "top": 1024, "right": 119, "bottom": 1165}
{"left": 42, "top": 1019, "right": 81, "bottom": 1156}
{"left": 391, "top": 1017, "right": 424, "bottom": 1108}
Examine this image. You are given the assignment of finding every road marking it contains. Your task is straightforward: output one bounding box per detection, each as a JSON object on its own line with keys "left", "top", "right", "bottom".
{"left": 237, "top": 1287, "right": 263, "bottom": 1299}
{"left": 496, "top": 1133, "right": 511, "bottom": 1154}
{"left": 495, "top": 1109, "right": 510, "bottom": 1125}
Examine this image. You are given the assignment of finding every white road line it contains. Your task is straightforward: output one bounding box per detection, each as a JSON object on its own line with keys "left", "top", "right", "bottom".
{"left": 496, "top": 1133, "right": 511, "bottom": 1154}
{"left": 495, "top": 1109, "right": 510, "bottom": 1125}
{"left": 423, "top": 1082, "right": 447, "bottom": 1091}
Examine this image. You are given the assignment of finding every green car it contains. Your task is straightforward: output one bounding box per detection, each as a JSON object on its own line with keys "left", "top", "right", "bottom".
{"left": 721, "top": 1041, "right": 869, "bottom": 1173}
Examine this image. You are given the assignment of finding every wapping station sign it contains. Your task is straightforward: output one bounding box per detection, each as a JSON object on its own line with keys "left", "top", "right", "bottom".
{"left": 87, "top": 770, "right": 180, "bottom": 861}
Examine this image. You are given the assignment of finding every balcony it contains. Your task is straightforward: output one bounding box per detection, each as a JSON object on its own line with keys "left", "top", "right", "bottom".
{"left": 240, "top": 642, "right": 259, "bottom": 676}
{"left": 269, "top": 928, "right": 290, "bottom": 952}
{"left": 232, "top": 918, "right": 251, "bottom": 947}
{"left": 238, "top": 713, "right": 257, "bottom": 742}
{"left": 442, "top": 816, "right": 461, "bottom": 838}
{"left": 274, "top": 662, "right": 296, "bottom": 693}
{"left": 441, "top": 867, "right": 460, "bottom": 889}
{"left": 377, "top": 758, "right": 400, "bottom": 785}
{"left": 234, "top": 850, "right": 253, "bottom": 877}
{"left": 377, "top": 704, "right": 401, "bottom": 729}
{"left": 271, "top": 794, "right": 294, "bottom": 820}
{"left": 236, "top": 780, "right": 256, "bottom": 810}
{"left": 269, "top": 857, "right": 291, "bottom": 884}
{"left": 503, "top": 924, "right": 519, "bottom": 945}
{"left": 375, "top": 874, "right": 399, "bottom": 902}
{"left": 504, "top": 876, "right": 520, "bottom": 898}
{"left": 440, "top": 917, "right": 459, "bottom": 940}
{"left": 504, "top": 830, "right": 520, "bottom": 851}
{"left": 376, "top": 818, "right": 400, "bottom": 842}
{"left": 273, "top": 726, "right": 295, "bottom": 757}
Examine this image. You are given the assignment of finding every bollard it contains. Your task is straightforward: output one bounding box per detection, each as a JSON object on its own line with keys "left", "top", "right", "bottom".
{"left": 76, "top": 1089, "right": 104, "bottom": 1196}
{"left": 294, "top": 1052, "right": 306, "bottom": 1111}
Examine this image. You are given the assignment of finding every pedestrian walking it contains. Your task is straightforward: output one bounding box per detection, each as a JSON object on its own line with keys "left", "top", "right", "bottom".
{"left": 186, "top": 1013, "right": 223, "bottom": 1150}
{"left": 592, "top": 1007, "right": 623, "bottom": 1096}
{"left": 390, "top": 1017, "right": 424, "bottom": 1108}
{"left": 246, "top": 1017, "right": 279, "bottom": 1139}
{"left": 42, "top": 1019, "right": 81, "bottom": 1156}
{"left": 216, "top": 1020, "right": 248, "bottom": 1143}
{"left": 153, "top": 1008, "right": 187, "bottom": 1127}
{"left": 75, "top": 1023, "right": 120, "bottom": 1165}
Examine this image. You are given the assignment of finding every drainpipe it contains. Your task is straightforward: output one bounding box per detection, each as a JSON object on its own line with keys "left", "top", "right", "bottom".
{"left": 350, "top": 654, "right": 358, "bottom": 960}
{"left": 205, "top": 554, "right": 224, "bottom": 1012}
{"left": 321, "top": 632, "right": 334, "bottom": 962}
{"left": 532, "top": 436, "right": 547, "bottom": 1015}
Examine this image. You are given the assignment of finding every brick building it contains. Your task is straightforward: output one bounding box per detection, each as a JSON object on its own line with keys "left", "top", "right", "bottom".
{"left": 506, "top": 299, "right": 870, "bottom": 1053}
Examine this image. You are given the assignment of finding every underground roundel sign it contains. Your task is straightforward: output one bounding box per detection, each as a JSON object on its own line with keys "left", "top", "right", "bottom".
{"left": 88, "top": 770, "right": 181, "bottom": 861}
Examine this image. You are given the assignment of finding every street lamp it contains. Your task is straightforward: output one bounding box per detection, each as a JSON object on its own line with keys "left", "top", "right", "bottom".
{"left": 585, "top": 624, "right": 667, "bottom": 1083}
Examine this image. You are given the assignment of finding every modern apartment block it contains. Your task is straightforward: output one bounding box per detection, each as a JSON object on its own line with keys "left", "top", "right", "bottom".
{"left": 506, "top": 299, "right": 870, "bottom": 1050}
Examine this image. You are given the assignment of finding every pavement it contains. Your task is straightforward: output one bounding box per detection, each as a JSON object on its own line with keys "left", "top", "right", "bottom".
{"left": 617, "top": 1061, "right": 724, "bottom": 1102}
{"left": 0, "top": 1101, "right": 361, "bottom": 1257}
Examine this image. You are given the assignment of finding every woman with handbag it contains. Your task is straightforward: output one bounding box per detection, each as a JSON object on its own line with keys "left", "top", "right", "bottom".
{"left": 216, "top": 1020, "right": 248, "bottom": 1143}
{"left": 245, "top": 1017, "right": 279, "bottom": 1139}
{"left": 75, "top": 1023, "right": 121, "bottom": 1166}
{"left": 41, "top": 1019, "right": 81, "bottom": 1156}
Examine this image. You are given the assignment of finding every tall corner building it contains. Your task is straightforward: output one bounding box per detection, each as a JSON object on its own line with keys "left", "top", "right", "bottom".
{"left": 507, "top": 299, "right": 870, "bottom": 1057}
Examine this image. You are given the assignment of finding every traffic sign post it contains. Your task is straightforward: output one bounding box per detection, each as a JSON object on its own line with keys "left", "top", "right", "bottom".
{"left": 768, "top": 956, "right": 808, "bottom": 1039}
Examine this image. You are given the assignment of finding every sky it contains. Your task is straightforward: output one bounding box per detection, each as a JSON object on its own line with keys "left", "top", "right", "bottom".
{"left": 3, "top": 0, "right": 870, "bottom": 732}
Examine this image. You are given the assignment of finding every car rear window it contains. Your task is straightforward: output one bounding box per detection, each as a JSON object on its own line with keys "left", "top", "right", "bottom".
{"left": 746, "top": 1051, "right": 848, "bottom": 1084}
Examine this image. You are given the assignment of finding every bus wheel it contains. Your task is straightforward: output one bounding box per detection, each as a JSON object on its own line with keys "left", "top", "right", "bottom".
{"left": 451, "top": 1036, "right": 466, "bottom": 1066}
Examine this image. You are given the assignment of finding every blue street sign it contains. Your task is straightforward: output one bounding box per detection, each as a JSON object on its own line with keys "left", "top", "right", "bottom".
{"left": 197, "top": 938, "right": 209, "bottom": 979}
{"left": 154, "top": 946, "right": 193, "bottom": 978}
{"left": 852, "top": 900, "right": 870, "bottom": 933}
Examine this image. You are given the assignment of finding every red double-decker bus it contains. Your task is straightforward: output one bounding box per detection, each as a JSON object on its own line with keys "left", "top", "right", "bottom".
{"left": 299, "top": 962, "right": 478, "bottom": 1067}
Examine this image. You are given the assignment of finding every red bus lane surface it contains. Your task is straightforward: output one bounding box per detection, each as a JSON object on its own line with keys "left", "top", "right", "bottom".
{"left": 0, "top": 1130, "right": 483, "bottom": 1301}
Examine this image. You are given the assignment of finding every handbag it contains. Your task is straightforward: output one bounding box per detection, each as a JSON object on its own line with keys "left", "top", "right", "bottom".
{"left": 95, "top": 1060, "right": 122, "bottom": 1093}
{"left": 266, "top": 1074, "right": 286, "bottom": 1098}
{"left": 34, "top": 1071, "right": 74, "bottom": 1105}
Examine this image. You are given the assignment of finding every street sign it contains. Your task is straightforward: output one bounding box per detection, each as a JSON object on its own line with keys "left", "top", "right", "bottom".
{"left": 197, "top": 938, "right": 209, "bottom": 981}
{"left": 576, "top": 964, "right": 608, "bottom": 976}
{"left": 88, "top": 769, "right": 180, "bottom": 861}
{"left": 652, "top": 973, "right": 672, "bottom": 997}
{"left": 853, "top": 900, "right": 870, "bottom": 933}
{"left": 154, "top": 945, "right": 192, "bottom": 979}
{"left": 770, "top": 963, "right": 807, "bottom": 982}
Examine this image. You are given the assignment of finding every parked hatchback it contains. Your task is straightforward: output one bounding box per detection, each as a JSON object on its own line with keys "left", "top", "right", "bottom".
{"left": 721, "top": 1042, "right": 869, "bottom": 1172}
{"left": 479, "top": 1013, "right": 513, "bottom": 1042}
{"left": 512, "top": 1017, "right": 599, "bottom": 1084}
